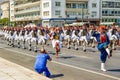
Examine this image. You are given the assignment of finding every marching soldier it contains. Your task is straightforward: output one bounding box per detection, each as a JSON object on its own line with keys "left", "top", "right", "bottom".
{"left": 25, "top": 27, "right": 32, "bottom": 51}
{"left": 31, "top": 26, "right": 38, "bottom": 52}
{"left": 38, "top": 27, "right": 46, "bottom": 45}
{"left": 71, "top": 26, "right": 80, "bottom": 50}
{"left": 89, "top": 25, "right": 97, "bottom": 48}
{"left": 92, "top": 26, "right": 111, "bottom": 71}
{"left": 52, "top": 28, "right": 62, "bottom": 58}
{"left": 9, "top": 28, "right": 15, "bottom": 47}
{"left": 19, "top": 27, "right": 26, "bottom": 49}
{"left": 64, "top": 26, "right": 72, "bottom": 49}
{"left": 15, "top": 27, "right": 21, "bottom": 48}
{"left": 80, "top": 25, "right": 88, "bottom": 52}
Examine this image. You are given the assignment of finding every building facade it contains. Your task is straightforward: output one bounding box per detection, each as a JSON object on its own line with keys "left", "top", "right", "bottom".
{"left": 0, "top": 6, "right": 2, "bottom": 19}
{"left": 0, "top": 1, "right": 9, "bottom": 19}
{"left": 10, "top": 0, "right": 120, "bottom": 27}
{"left": 41, "top": 0, "right": 66, "bottom": 27}
{"left": 100, "top": 0, "right": 120, "bottom": 25}
{"left": 10, "top": 0, "right": 41, "bottom": 26}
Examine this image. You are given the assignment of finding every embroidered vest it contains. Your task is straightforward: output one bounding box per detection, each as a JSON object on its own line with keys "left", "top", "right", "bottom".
{"left": 100, "top": 34, "right": 107, "bottom": 43}
{"left": 21, "top": 30, "right": 25, "bottom": 36}
{"left": 32, "top": 30, "right": 37, "bottom": 37}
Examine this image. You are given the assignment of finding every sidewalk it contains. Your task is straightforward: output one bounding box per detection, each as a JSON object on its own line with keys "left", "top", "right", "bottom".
{"left": 0, "top": 57, "right": 51, "bottom": 80}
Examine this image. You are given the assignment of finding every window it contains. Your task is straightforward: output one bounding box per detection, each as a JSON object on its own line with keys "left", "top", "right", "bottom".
{"left": 115, "top": 11, "right": 117, "bottom": 14}
{"left": 78, "top": 4, "right": 82, "bottom": 8}
{"left": 118, "top": 11, "right": 120, "bottom": 14}
{"left": 72, "top": 3, "right": 76, "bottom": 8}
{"left": 92, "top": 3, "right": 97, "bottom": 8}
{"left": 55, "top": 2, "right": 61, "bottom": 6}
{"left": 78, "top": 12, "right": 81, "bottom": 15}
{"left": 92, "top": 11, "right": 97, "bottom": 17}
{"left": 43, "top": 11, "right": 49, "bottom": 16}
{"left": 66, "top": 3, "right": 71, "bottom": 8}
{"left": 55, "top": 10, "right": 61, "bottom": 15}
{"left": 43, "top": 2, "right": 49, "bottom": 8}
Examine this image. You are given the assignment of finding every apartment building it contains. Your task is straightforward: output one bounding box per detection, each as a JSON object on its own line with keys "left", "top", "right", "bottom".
{"left": 10, "top": 0, "right": 120, "bottom": 27}
{"left": 42, "top": 0, "right": 101, "bottom": 26}
{"left": 0, "top": 6, "right": 2, "bottom": 19}
{"left": 0, "top": 1, "right": 9, "bottom": 19}
{"left": 10, "top": 0, "right": 41, "bottom": 26}
{"left": 100, "top": 0, "right": 120, "bottom": 25}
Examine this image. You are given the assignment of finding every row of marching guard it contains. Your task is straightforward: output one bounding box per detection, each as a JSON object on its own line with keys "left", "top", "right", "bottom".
{"left": 0, "top": 27, "right": 49, "bottom": 52}
{"left": 0, "top": 25, "right": 119, "bottom": 53}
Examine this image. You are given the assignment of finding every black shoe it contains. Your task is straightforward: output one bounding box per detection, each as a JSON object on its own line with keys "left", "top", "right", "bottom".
{"left": 92, "top": 46, "right": 95, "bottom": 48}
{"left": 67, "top": 47, "right": 71, "bottom": 49}
{"left": 110, "top": 50, "right": 112, "bottom": 57}
{"left": 83, "top": 49, "right": 86, "bottom": 52}
{"left": 114, "top": 48, "right": 116, "bottom": 50}
{"left": 75, "top": 48, "right": 78, "bottom": 50}
{"left": 12, "top": 45, "right": 14, "bottom": 47}
{"left": 47, "top": 44, "right": 49, "bottom": 46}
{"left": 29, "top": 49, "right": 31, "bottom": 51}
{"left": 34, "top": 50, "right": 37, "bottom": 52}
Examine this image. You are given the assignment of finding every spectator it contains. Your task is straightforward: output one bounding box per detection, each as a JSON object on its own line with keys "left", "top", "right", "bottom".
{"left": 34, "top": 48, "right": 52, "bottom": 77}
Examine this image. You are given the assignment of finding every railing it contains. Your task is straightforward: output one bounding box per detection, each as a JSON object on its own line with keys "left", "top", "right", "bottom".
{"left": 15, "top": 8, "right": 40, "bottom": 14}
{"left": 14, "top": 1, "right": 40, "bottom": 9}
{"left": 15, "top": 15, "right": 41, "bottom": 21}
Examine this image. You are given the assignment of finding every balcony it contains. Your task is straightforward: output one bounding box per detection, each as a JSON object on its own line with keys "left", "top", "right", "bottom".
{"left": 66, "top": 0, "right": 88, "bottom": 2}
{"left": 14, "top": 1, "right": 40, "bottom": 9}
{"left": 66, "top": 8, "right": 88, "bottom": 12}
{"left": 15, "top": 8, "right": 40, "bottom": 15}
{"left": 15, "top": 15, "right": 41, "bottom": 21}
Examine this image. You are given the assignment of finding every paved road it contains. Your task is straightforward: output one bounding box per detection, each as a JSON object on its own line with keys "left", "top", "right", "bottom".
{"left": 0, "top": 39, "right": 120, "bottom": 80}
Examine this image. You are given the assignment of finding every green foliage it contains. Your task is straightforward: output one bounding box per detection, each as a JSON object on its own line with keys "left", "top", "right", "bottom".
{"left": 0, "top": 18, "right": 9, "bottom": 26}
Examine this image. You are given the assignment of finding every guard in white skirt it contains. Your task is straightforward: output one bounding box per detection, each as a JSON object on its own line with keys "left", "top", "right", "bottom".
{"left": 9, "top": 28, "right": 15, "bottom": 47}
{"left": 14, "top": 27, "right": 20, "bottom": 48}
{"left": 19, "top": 27, "right": 26, "bottom": 49}
{"left": 31, "top": 27, "right": 38, "bottom": 52}
{"left": 71, "top": 28, "right": 80, "bottom": 50}
{"left": 80, "top": 26, "right": 89, "bottom": 52}
{"left": 37, "top": 27, "right": 46, "bottom": 45}
{"left": 25, "top": 27, "right": 32, "bottom": 51}
{"left": 52, "top": 29, "right": 62, "bottom": 58}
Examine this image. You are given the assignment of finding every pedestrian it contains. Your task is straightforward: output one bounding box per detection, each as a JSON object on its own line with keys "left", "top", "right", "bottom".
{"left": 34, "top": 47, "right": 52, "bottom": 77}
{"left": 92, "top": 25, "right": 111, "bottom": 71}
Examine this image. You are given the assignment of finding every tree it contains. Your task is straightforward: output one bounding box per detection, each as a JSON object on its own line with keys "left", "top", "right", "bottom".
{"left": 0, "top": 18, "right": 9, "bottom": 26}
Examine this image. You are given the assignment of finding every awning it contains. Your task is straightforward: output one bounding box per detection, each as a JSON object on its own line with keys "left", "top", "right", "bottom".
{"left": 100, "top": 22, "right": 114, "bottom": 25}
{"left": 72, "top": 22, "right": 84, "bottom": 26}
{"left": 64, "top": 22, "right": 85, "bottom": 26}
{"left": 24, "top": 23, "right": 36, "bottom": 28}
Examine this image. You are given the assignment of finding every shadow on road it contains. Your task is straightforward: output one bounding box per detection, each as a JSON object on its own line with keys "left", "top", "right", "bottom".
{"left": 86, "top": 49, "right": 96, "bottom": 53}
{"left": 108, "top": 69, "right": 120, "bottom": 72}
{"left": 48, "top": 51, "right": 62, "bottom": 55}
{"left": 50, "top": 74, "right": 64, "bottom": 78}
{"left": 59, "top": 56, "right": 75, "bottom": 59}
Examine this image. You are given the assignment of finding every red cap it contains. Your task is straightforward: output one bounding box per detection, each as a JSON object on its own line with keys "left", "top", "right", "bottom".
{"left": 100, "top": 26, "right": 105, "bottom": 31}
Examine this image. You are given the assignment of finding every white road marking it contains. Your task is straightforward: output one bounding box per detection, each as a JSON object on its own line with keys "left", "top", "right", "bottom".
{"left": 3, "top": 48, "right": 120, "bottom": 80}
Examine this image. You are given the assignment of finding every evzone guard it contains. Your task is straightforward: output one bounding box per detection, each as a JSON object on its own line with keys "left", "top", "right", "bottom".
{"left": 92, "top": 26, "right": 112, "bottom": 71}
{"left": 52, "top": 28, "right": 62, "bottom": 58}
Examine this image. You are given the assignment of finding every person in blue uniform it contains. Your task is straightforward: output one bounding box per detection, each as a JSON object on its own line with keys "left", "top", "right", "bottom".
{"left": 92, "top": 26, "right": 111, "bottom": 71}
{"left": 34, "top": 48, "right": 52, "bottom": 77}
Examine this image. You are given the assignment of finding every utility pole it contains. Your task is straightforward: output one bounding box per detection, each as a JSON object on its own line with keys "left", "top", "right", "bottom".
{"left": 8, "top": 0, "right": 10, "bottom": 27}
{"left": 82, "top": 7, "right": 83, "bottom": 24}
